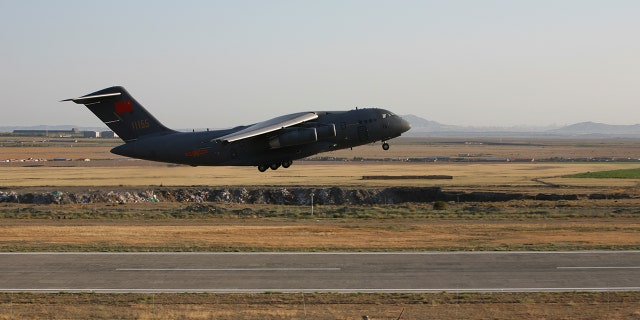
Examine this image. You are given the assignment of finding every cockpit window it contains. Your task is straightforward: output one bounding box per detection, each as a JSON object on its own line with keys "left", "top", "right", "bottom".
{"left": 382, "top": 112, "right": 395, "bottom": 119}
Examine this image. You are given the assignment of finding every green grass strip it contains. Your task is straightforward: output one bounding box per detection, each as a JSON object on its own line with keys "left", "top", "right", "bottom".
{"left": 565, "top": 167, "right": 640, "bottom": 179}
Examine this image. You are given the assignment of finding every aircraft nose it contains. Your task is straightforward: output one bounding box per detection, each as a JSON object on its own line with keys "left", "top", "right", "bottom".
{"left": 399, "top": 117, "right": 412, "bottom": 133}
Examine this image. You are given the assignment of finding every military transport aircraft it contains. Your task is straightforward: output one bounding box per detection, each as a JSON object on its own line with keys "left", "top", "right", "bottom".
{"left": 63, "top": 86, "right": 411, "bottom": 172}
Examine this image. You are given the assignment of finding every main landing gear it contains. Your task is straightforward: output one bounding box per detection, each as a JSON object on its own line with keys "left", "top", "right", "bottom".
{"left": 382, "top": 141, "right": 390, "bottom": 150}
{"left": 257, "top": 160, "right": 293, "bottom": 172}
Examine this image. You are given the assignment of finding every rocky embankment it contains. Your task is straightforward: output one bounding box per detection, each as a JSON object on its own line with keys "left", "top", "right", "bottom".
{"left": 0, "top": 187, "right": 633, "bottom": 205}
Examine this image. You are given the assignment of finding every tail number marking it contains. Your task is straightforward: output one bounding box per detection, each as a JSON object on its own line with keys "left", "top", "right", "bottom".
{"left": 132, "top": 119, "right": 150, "bottom": 130}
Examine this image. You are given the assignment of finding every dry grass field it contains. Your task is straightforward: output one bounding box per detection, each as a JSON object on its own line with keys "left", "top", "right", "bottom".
{"left": 3, "top": 161, "right": 640, "bottom": 189}
{"left": 2, "top": 137, "right": 640, "bottom": 191}
{"left": 1, "top": 136, "right": 640, "bottom": 319}
{"left": 3, "top": 136, "right": 640, "bottom": 161}
{"left": 2, "top": 217, "right": 640, "bottom": 252}
{"left": 2, "top": 292, "right": 639, "bottom": 320}
{"left": 2, "top": 200, "right": 640, "bottom": 252}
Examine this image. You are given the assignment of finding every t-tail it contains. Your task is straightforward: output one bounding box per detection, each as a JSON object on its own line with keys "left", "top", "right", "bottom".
{"left": 62, "top": 86, "right": 175, "bottom": 142}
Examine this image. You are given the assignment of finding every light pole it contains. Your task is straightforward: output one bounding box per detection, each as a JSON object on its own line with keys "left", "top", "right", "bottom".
{"left": 310, "top": 192, "right": 314, "bottom": 216}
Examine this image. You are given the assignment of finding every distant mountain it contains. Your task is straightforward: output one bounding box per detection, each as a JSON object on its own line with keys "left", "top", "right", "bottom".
{"left": 403, "top": 115, "right": 640, "bottom": 138}
{"left": 402, "top": 114, "right": 557, "bottom": 135}
{"left": 400, "top": 115, "right": 460, "bottom": 132}
{"left": 548, "top": 122, "right": 640, "bottom": 135}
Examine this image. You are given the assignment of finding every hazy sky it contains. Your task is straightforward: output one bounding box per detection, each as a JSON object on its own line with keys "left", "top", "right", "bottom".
{"left": 1, "top": 0, "right": 638, "bottom": 128}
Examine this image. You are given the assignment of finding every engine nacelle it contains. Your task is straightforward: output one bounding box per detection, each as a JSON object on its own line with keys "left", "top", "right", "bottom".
{"left": 269, "top": 128, "right": 317, "bottom": 149}
{"left": 316, "top": 123, "right": 336, "bottom": 139}
{"left": 303, "top": 123, "right": 337, "bottom": 139}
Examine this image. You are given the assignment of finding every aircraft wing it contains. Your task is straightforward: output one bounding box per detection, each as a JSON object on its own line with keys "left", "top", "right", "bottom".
{"left": 215, "top": 112, "right": 318, "bottom": 143}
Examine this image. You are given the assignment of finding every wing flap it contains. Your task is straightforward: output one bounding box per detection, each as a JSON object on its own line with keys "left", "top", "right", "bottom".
{"left": 215, "top": 112, "right": 318, "bottom": 143}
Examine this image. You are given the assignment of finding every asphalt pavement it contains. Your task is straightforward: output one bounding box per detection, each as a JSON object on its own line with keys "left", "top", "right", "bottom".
{"left": 1, "top": 251, "right": 639, "bottom": 293}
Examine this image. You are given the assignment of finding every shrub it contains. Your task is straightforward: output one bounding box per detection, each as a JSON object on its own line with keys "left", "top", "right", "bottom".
{"left": 433, "top": 201, "right": 448, "bottom": 210}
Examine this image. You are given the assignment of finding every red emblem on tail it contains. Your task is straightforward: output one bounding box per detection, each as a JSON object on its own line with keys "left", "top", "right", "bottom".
{"left": 115, "top": 100, "right": 133, "bottom": 114}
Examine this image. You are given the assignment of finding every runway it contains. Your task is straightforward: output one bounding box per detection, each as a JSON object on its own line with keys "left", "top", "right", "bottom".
{"left": 1, "top": 251, "right": 639, "bottom": 293}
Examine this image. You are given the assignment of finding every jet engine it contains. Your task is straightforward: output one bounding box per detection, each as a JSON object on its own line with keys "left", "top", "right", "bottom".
{"left": 269, "top": 127, "right": 317, "bottom": 149}
{"left": 314, "top": 123, "right": 336, "bottom": 139}
{"left": 302, "top": 122, "right": 336, "bottom": 139}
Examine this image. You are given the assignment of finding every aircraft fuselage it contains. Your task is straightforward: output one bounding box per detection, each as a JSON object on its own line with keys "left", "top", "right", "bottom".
{"left": 64, "top": 86, "right": 411, "bottom": 172}
{"left": 111, "top": 108, "right": 410, "bottom": 167}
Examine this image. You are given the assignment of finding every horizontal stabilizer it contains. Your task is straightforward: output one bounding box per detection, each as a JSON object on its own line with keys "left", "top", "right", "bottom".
{"left": 61, "top": 92, "right": 121, "bottom": 103}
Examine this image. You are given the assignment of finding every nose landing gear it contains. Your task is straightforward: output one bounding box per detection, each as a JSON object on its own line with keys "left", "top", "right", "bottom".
{"left": 382, "top": 141, "right": 390, "bottom": 150}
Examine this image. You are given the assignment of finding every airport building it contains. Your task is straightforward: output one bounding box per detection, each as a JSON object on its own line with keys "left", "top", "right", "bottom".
{"left": 12, "top": 128, "right": 117, "bottom": 138}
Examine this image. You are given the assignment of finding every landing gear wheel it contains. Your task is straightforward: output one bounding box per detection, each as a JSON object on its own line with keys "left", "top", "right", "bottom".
{"left": 258, "top": 165, "right": 268, "bottom": 172}
{"left": 270, "top": 163, "right": 281, "bottom": 170}
{"left": 281, "top": 160, "right": 292, "bottom": 168}
{"left": 382, "top": 142, "right": 390, "bottom": 150}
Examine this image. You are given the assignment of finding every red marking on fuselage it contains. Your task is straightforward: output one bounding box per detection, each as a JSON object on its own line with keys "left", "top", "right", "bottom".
{"left": 185, "top": 149, "right": 208, "bottom": 157}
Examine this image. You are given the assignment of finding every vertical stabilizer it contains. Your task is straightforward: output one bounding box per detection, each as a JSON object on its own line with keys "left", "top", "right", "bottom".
{"left": 62, "top": 86, "right": 175, "bottom": 142}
